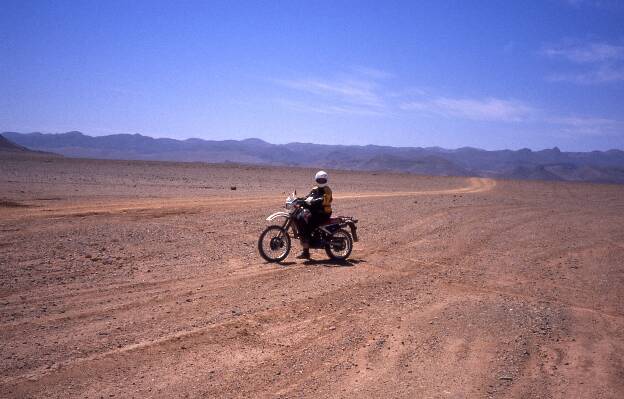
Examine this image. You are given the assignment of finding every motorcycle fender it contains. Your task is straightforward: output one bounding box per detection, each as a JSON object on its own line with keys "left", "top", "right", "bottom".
{"left": 347, "top": 222, "right": 359, "bottom": 242}
{"left": 266, "top": 212, "right": 290, "bottom": 222}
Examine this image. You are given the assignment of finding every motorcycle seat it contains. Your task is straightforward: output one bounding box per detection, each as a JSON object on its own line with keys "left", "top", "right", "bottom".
{"left": 321, "top": 218, "right": 341, "bottom": 226}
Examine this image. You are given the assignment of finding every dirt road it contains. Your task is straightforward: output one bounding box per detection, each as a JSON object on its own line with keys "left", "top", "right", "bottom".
{"left": 1, "top": 155, "right": 623, "bottom": 398}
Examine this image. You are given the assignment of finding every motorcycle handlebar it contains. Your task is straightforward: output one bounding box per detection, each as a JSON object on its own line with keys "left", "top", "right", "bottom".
{"left": 290, "top": 198, "right": 307, "bottom": 208}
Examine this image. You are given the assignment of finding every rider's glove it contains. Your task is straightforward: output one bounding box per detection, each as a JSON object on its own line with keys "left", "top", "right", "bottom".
{"left": 305, "top": 197, "right": 313, "bottom": 205}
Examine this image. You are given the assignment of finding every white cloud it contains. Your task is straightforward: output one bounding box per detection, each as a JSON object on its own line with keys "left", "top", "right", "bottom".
{"left": 273, "top": 68, "right": 394, "bottom": 116}
{"left": 400, "top": 97, "right": 534, "bottom": 122}
{"left": 400, "top": 95, "right": 622, "bottom": 137}
{"left": 548, "top": 115, "right": 623, "bottom": 136}
{"left": 272, "top": 69, "right": 621, "bottom": 138}
{"left": 350, "top": 66, "right": 395, "bottom": 80}
{"left": 277, "top": 78, "right": 384, "bottom": 108}
{"left": 546, "top": 65, "right": 624, "bottom": 84}
{"left": 276, "top": 98, "right": 386, "bottom": 116}
{"left": 542, "top": 41, "right": 624, "bottom": 63}
{"left": 387, "top": 87, "right": 429, "bottom": 98}
{"left": 542, "top": 40, "right": 624, "bottom": 84}
{"left": 562, "top": 0, "right": 624, "bottom": 10}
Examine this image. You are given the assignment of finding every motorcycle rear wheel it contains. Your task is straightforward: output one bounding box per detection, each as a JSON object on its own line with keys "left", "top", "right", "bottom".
{"left": 258, "top": 225, "right": 291, "bottom": 263}
{"left": 325, "top": 228, "right": 353, "bottom": 261}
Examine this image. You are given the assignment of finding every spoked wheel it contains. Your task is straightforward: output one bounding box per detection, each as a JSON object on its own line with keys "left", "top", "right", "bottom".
{"left": 325, "top": 228, "right": 353, "bottom": 261}
{"left": 258, "top": 225, "right": 291, "bottom": 262}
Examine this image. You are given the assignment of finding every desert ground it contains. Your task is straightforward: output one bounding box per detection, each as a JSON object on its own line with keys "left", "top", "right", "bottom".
{"left": 1, "top": 154, "right": 623, "bottom": 398}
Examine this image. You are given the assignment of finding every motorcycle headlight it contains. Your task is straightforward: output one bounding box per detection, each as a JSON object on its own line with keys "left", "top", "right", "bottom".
{"left": 285, "top": 194, "right": 295, "bottom": 209}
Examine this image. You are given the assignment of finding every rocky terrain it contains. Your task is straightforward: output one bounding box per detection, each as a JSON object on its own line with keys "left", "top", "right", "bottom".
{"left": 1, "top": 152, "right": 623, "bottom": 398}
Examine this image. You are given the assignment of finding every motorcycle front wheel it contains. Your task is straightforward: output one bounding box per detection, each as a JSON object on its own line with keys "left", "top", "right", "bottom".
{"left": 258, "top": 225, "right": 291, "bottom": 263}
{"left": 325, "top": 228, "right": 353, "bottom": 261}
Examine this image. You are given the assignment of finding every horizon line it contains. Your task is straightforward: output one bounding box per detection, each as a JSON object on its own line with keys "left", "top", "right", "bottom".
{"left": 2, "top": 130, "right": 622, "bottom": 154}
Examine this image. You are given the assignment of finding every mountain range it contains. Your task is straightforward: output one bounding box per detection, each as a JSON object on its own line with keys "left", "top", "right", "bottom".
{"left": 3, "top": 131, "right": 624, "bottom": 184}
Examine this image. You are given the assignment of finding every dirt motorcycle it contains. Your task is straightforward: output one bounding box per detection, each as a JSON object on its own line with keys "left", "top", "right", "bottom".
{"left": 258, "top": 192, "right": 358, "bottom": 263}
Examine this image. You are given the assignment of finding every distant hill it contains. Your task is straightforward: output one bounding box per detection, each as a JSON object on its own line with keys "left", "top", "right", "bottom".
{"left": 0, "top": 134, "right": 60, "bottom": 156}
{"left": 4, "top": 131, "right": 624, "bottom": 184}
{"left": 0, "top": 134, "right": 31, "bottom": 152}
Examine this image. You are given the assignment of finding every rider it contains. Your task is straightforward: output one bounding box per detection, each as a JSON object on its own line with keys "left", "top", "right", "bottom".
{"left": 297, "top": 170, "right": 333, "bottom": 259}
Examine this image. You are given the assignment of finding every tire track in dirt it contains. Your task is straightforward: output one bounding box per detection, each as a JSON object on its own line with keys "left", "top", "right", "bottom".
{"left": 337, "top": 296, "right": 456, "bottom": 393}
{"left": 0, "top": 260, "right": 301, "bottom": 331}
{"left": 1, "top": 275, "right": 408, "bottom": 388}
{"left": 447, "top": 282, "right": 624, "bottom": 321}
{"left": 0, "top": 177, "right": 495, "bottom": 221}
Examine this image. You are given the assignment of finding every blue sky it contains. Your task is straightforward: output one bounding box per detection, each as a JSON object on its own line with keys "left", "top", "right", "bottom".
{"left": 1, "top": 0, "right": 623, "bottom": 151}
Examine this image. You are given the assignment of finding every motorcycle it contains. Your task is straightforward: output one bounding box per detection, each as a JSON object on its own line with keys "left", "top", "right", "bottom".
{"left": 258, "top": 191, "right": 359, "bottom": 263}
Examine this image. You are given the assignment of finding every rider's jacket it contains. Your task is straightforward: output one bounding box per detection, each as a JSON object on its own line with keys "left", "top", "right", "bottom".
{"left": 307, "top": 186, "right": 332, "bottom": 215}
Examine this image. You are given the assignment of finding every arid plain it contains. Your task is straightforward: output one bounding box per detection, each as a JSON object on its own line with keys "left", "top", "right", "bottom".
{"left": 1, "top": 154, "right": 623, "bottom": 398}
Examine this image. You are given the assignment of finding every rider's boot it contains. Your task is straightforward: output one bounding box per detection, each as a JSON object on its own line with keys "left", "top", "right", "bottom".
{"left": 296, "top": 242, "right": 311, "bottom": 259}
{"left": 296, "top": 249, "right": 310, "bottom": 259}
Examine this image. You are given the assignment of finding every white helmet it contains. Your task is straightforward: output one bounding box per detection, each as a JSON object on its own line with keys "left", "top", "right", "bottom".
{"left": 315, "top": 170, "right": 328, "bottom": 187}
